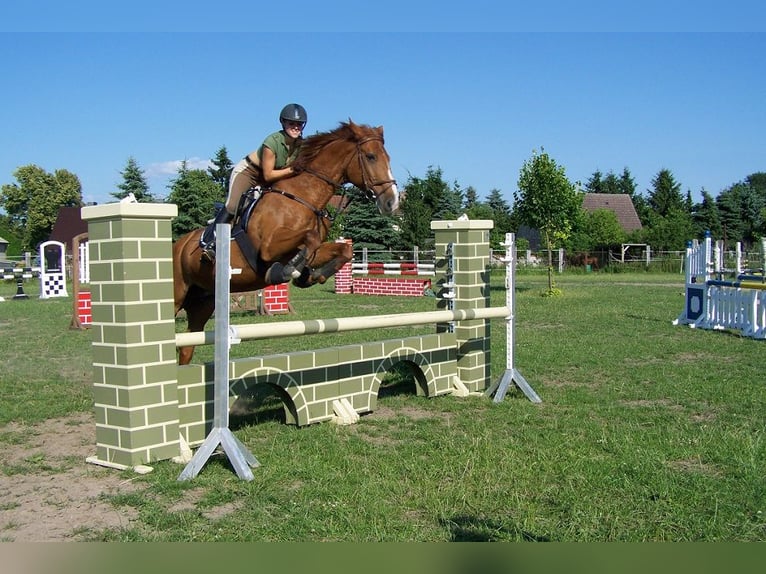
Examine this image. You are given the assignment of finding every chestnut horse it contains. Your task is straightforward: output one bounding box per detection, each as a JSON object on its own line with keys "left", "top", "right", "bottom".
{"left": 173, "top": 121, "right": 399, "bottom": 364}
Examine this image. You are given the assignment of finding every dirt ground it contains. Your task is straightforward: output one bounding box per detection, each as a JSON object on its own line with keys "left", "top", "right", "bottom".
{"left": 0, "top": 399, "right": 429, "bottom": 542}
{"left": 0, "top": 412, "right": 141, "bottom": 542}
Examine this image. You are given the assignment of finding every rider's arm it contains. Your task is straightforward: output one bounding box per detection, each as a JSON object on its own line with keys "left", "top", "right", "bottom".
{"left": 260, "top": 146, "right": 297, "bottom": 183}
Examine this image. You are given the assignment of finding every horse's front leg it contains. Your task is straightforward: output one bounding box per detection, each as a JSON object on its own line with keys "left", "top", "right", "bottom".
{"left": 293, "top": 239, "right": 353, "bottom": 288}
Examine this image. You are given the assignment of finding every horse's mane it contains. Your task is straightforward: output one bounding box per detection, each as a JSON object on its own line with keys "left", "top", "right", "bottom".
{"left": 292, "top": 122, "right": 377, "bottom": 169}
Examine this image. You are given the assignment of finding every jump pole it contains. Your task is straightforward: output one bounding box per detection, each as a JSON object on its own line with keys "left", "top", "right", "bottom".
{"left": 178, "top": 223, "right": 260, "bottom": 481}
{"left": 485, "top": 233, "right": 541, "bottom": 403}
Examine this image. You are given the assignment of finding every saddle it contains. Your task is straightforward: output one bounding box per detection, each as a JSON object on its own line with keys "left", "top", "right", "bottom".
{"left": 202, "top": 187, "right": 308, "bottom": 285}
{"left": 230, "top": 188, "right": 263, "bottom": 274}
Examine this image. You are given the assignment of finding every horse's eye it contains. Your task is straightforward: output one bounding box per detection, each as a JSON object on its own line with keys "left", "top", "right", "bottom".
{"left": 365, "top": 153, "right": 376, "bottom": 162}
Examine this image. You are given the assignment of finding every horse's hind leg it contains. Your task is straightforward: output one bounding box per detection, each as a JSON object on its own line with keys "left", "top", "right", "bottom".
{"left": 177, "top": 297, "right": 215, "bottom": 365}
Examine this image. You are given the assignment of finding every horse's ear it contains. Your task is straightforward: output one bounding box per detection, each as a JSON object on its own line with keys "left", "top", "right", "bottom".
{"left": 347, "top": 117, "right": 355, "bottom": 126}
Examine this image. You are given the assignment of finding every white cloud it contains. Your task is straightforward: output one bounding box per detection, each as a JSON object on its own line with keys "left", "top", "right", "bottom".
{"left": 145, "top": 157, "right": 213, "bottom": 178}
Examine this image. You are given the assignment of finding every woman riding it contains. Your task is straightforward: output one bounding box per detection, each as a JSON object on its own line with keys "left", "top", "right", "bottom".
{"left": 201, "top": 103, "right": 308, "bottom": 261}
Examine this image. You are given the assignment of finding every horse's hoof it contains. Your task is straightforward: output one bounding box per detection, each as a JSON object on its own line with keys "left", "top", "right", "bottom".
{"left": 265, "top": 262, "right": 295, "bottom": 285}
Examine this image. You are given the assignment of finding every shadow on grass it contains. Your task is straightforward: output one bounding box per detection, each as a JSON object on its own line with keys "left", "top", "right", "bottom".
{"left": 378, "top": 362, "right": 422, "bottom": 399}
{"left": 229, "top": 385, "right": 286, "bottom": 429}
{"left": 441, "top": 514, "right": 550, "bottom": 542}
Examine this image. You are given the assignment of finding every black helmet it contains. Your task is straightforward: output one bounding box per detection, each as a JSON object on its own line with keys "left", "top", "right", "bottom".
{"left": 280, "top": 103, "right": 307, "bottom": 124}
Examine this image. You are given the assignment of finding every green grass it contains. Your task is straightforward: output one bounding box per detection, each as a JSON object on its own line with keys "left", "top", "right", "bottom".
{"left": 0, "top": 271, "right": 764, "bottom": 541}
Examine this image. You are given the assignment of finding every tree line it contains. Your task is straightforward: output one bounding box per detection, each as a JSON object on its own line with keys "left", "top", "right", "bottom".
{"left": 1, "top": 146, "right": 764, "bottom": 262}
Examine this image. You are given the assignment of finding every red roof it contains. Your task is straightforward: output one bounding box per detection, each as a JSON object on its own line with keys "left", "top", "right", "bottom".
{"left": 582, "top": 193, "right": 642, "bottom": 232}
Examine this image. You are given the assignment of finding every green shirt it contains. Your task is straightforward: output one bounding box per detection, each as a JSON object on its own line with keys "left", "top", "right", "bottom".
{"left": 257, "top": 130, "right": 302, "bottom": 169}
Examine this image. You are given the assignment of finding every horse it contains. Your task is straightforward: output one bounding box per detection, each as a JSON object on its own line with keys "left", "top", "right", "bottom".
{"left": 172, "top": 120, "right": 399, "bottom": 365}
{"left": 568, "top": 252, "right": 599, "bottom": 270}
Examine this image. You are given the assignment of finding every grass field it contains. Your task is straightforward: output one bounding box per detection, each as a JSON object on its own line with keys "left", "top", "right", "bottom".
{"left": 0, "top": 270, "right": 764, "bottom": 541}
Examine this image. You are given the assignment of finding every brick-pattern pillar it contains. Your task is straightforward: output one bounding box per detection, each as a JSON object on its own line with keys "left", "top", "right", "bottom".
{"left": 82, "top": 202, "right": 180, "bottom": 468}
{"left": 431, "top": 220, "right": 494, "bottom": 392}
{"left": 334, "top": 239, "right": 354, "bottom": 294}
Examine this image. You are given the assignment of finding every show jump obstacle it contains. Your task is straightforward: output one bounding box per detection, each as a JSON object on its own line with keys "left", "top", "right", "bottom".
{"left": 334, "top": 240, "right": 434, "bottom": 297}
{"left": 81, "top": 202, "right": 537, "bottom": 474}
{"left": 675, "top": 232, "right": 766, "bottom": 339}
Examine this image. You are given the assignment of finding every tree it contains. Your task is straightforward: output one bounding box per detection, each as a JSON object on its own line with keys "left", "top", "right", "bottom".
{"left": 486, "top": 188, "right": 513, "bottom": 248}
{"left": 165, "top": 161, "right": 221, "bottom": 240}
{"left": 583, "top": 209, "right": 626, "bottom": 249}
{"left": 0, "top": 214, "right": 23, "bottom": 256}
{"left": 584, "top": 170, "right": 604, "bottom": 194}
{"left": 643, "top": 209, "right": 694, "bottom": 251}
{"left": 692, "top": 190, "right": 723, "bottom": 239}
{"left": 338, "top": 186, "right": 400, "bottom": 250}
{"left": 113, "top": 157, "right": 154, "bottom": 202}
{"left": 514, "top": 149, "right": 582, "bottom": 293}
{"left": 586, "top": 168, "right": 635, "bottom": 196}
{"left": 463, "top": 186, "right": 479, "bottom": 211}
{"left": 647, "top": 169, "right": 685, "bottom": 217}
{"left": 465, "top": 201, "right": 495, "bottom": 222}
{"left": 601, "top": 171, "right": 621, "bottom": 194}
{"left": 208, "top": 146, "right": 233, "bottom": 200}
{"left": 568, "top": 208, "right": 626, "bottom": 252}
{"left": 0, "top": 164, "right": 82, "bottom": 250}
{"left": 434, "top": 180, "right": 463, "bottom": 220}
{"left": 716, "top": 184, "right": 746, "bottom": 245}
{"left": 721, "top": 174, "right": 766, "bottom": 245}
{"left": 397, "top": 166, "right": 453, "bottom": 249}
{"left": 619, "top": 168, "right": 637, "bottom": 198}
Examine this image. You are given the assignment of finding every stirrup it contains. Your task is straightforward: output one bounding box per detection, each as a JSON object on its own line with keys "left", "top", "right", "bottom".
{"left": 201, "top": 245, "right": 216, "bottom": 262}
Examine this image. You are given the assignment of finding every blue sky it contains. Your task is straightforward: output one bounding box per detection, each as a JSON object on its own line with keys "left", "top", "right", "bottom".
{"left": 1, "top": 21, "right": 764, "bottom": 209}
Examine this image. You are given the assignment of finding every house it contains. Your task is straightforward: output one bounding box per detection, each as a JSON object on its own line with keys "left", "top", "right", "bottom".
{"left": 581, "top": 193, "right": 642, "bottom": 234}
{"left": 48, "top": 206, "right": 89, "bottom": 248}
{"left": 515, "top": 193, "right": 642, "bottom": 251}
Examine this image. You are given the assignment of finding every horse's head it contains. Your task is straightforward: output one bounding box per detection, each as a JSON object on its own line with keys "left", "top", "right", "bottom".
{"left": 344, "top": 121, "right": 399, "bottom": 215}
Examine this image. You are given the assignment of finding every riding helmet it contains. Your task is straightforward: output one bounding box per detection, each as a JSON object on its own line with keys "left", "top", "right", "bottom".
{"left": 280, "top": 103, "right": 308, "bottom": 125}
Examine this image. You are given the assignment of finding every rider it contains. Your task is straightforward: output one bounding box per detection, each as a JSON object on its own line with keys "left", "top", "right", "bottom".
{"left": 200, "top": 103, "right": 308, "bottom": 261}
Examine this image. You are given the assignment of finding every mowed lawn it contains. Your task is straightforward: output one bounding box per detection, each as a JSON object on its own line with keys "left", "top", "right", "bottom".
{"left": 0, "top": 270, "right": 764, "bottom": 541}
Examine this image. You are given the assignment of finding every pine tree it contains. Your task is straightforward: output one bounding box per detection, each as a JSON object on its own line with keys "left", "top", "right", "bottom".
{"left": 647, "top": 169, "right": 685, "bottom": 217}
{"left": 692, "top": 190, "right": 723, "bottom": 239}
{"left": 463, "top": 186, "right": 479, "bottom": 211}
{"left": 602, "top": 171, "right": 621, "bottom": 194}
{"left": 585, "top": 170, "right": 603, "bottom": 193}
{"left": 716, "top": 184, "right": 746, "bottom": 245}
{"left": 434, "top": 181, "right": 463, "bottom": 220}
{"left": 486, "top": 188, "right": 513, "bottom": 248}
{"left": 397, "top": 167, "right": 452, "bottom": 249}
{"left": 165, "top": 161, "right": 221, "bottom": 240}
{"left": 113, "top": 157, "right": 153, "bottom": 202}
{"left": 619, "top": 168, "right": 637, "bottom": 198}
{"left": 339, "top": 187, "right": 399, "bottom": 250}
{"left": 208, "top": 146, "right": 233, "bottom": 200}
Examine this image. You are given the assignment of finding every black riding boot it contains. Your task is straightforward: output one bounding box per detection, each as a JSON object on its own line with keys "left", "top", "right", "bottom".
{"left": 200, "top": 209, "right": 234, "bottom": 261}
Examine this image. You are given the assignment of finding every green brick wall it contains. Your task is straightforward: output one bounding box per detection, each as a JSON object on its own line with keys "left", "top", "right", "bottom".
{"left": 83, "top": 210, "right": 499, "bottom": 467}
{"left": 431, "top": 220, "right": 494, "bottom": 392}
{"left": 177, "top": 332, "right": 458, "bottom": 444}
{"left": 82, "top": 203, "right": 179, "bottom": 468}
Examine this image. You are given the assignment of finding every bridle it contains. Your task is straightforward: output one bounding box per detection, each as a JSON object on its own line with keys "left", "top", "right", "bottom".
{"left": 352, "top": 135, "right": 398, "bottom": 201}
{"left": 301, "top": 135, "right": 397, "bottom": 203}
